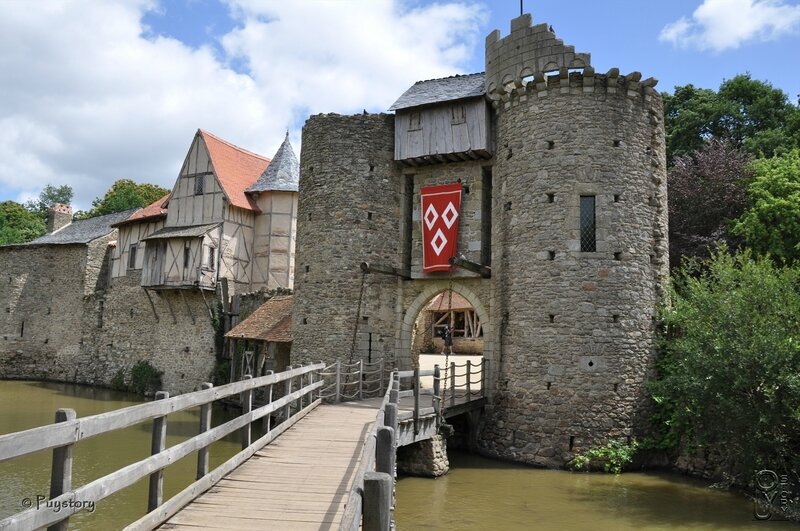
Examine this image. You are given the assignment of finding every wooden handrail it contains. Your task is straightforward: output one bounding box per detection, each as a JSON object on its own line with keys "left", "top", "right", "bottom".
{"left": 0, "top": 363, "right": 324, "bottom": 463}
{"left": 0, "top": 363, "right": 324, "bottom": 531}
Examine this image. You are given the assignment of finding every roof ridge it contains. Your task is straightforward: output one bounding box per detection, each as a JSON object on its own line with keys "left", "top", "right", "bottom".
{"left": 199, "top": 129, "right": 272, "bottom": 163}
{"left": 413, "top": 72, "right": 485, "bottom": 85}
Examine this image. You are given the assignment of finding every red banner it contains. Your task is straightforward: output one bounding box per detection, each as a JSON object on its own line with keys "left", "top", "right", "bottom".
{"left": 421, "top": 183, "right": 462, "bottom": 273}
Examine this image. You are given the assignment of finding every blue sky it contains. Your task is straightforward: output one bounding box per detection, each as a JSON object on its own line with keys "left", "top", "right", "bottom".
{"left": 1, "top": 0, "right": 798, "bottom": 210}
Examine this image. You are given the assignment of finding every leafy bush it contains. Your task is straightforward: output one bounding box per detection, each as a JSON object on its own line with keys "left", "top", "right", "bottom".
{"left": 110, "top": 369, "right": 127, "bottom": 391}
{"left": 129, "top": 360, "right": 163, "bottom": 395}
{"left": 650, "top": 248, "right": 800, "bottom": 483}
{"left": 568, "top": 439, "right": 639, "bottom": 474}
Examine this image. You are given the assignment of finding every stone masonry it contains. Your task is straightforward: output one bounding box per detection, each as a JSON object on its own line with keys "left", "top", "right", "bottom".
{"left": 292, "top": 13, "right": 668, "bottom": 468}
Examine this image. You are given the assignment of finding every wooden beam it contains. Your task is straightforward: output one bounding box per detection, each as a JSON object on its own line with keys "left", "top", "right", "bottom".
{"left": 449, "top": 256, "right": 492, "bottom": 278}
{"left": 359, "top": 262, "right": 411, "bottom": 280}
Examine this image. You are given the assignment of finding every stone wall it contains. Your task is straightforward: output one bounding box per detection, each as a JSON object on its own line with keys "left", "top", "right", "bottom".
{"left": 479, "top": 37, "right": 668, "bottom": 466}
{"left": 397, "top": 435, "right": 449, "bottom": 477}
{"left": 292, "top": 113, "right": 401, "bottom": 367}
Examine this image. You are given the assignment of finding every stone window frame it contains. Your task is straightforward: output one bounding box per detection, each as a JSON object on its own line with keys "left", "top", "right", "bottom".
{"left": 568, "top": 185, "right": 609, "bottom": 258}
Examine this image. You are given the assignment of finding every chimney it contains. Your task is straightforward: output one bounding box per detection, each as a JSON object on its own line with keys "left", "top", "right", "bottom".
{"left": 47, "top": 203, "right": 73, "bottom": 233}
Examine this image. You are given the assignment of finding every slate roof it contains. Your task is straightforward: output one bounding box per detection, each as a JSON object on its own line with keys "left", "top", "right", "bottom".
{"left": 142, "top": 223, "right": 220, "bottom": 240}
{"left": 24, "top": 209, "right": 136, "bottom": 245}
{"left": 388, "top": 72, "right": 486, "bottom": 111}
{"left": 225, "top": 295, "right": 293, "bottom": 343}
{"left": 113, "top": 193, "right": 171, "bottom": 227}
{"left": 246, "top": 134, "right": 299, "bottom": 193}
{"left": 200, "top": 130, "right": 271, "bottom": 212}
{"left": 425, "top": 291, "right": 473, "bottom": 312}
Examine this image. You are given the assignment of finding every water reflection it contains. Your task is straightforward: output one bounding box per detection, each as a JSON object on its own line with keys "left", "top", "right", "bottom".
{"left": 0, "top": 380, "right": 243, "bottom": 530}
{"left": 396, "top": 451, "right": 797, "bottom": 530}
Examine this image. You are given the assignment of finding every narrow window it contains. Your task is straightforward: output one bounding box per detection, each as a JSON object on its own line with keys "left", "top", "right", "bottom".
{"left": 409, "top": 112, "right": 422, "bottom": 130}
{"left": 128, "top": 244, "right": 138, "bottom": 270}
{"left": 195, "top": 175, "right": 204, "bottom": 195}
{"left": 207, "top": 247, "right": 215, "bottom": 271}
{"left": 184, "top": 244, "right": 191, "bottom": 269}
{"left": 580, "top": 195, "right": 596, "bottom": 252}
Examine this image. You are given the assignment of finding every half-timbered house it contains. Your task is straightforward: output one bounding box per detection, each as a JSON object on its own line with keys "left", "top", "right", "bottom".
{"left": 111, "top": 130, "right": 299, "bottom": 295}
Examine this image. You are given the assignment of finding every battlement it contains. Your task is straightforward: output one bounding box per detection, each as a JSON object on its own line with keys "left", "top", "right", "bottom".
{"left": 488, "top": 66, "right": 659, "bottom": 108}
{"left": 485, "top": 13, "right": 591, "bottom": 94}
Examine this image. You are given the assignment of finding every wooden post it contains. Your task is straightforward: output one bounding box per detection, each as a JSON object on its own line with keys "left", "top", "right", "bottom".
{"left": 241, "top": 375, "right": 252, "bottom": 450}
{"left": 196, "top": 383, "right": 213, "bottom": 480}
{"left": 284, "top": 366, "right": 293, "bottom": 422}
{"left": 482, "top": 358, "right": 487, "bottom": 397}
{"left": 450, "top": 361, "right": 456, "bottom": 407}
{"left": 433, "top": 364, "right": 441, "bottom": 408}
{"left": 376, "top": 426, "right": 395, "bottom": 476}
{"left": 466, "top": 359, "right": 472, "bottom": 397}
{"left": 358, "top": 360, "right": 364, "bottom": 400}
{"left": 148, "top": 391, "right": 169, "bottom": 513}
{"left": 308, "top": 366, "right": 315, "bottom": 406}
{"left": 413, "top": 367, "right": 420, "bottom": 435}
{"left": 335, "top": 361, "right": 341, "bottom": 403}
{"left": 363, "top": 472, "right": 392, "bottom": 531}
{"left": 229, "top": 338, "right": 236, "bottom": 383}
{"left": 263, "top": 370, "right": 274, "bottom": 432}
{"left": 378, "top": 357, "right": 385, "bottom": 397}
{"left": 47, "top": 408, "right": 76, "bottom": 531}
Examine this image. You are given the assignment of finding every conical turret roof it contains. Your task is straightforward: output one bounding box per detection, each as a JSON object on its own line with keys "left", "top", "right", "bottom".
{"left": 246, "top": 133, "right": 299, "bottom": 193}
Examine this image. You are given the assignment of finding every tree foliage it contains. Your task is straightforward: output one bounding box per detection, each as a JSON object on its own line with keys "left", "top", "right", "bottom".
{"left": 668, "top": 140, "right": 751, "bottom": 268}
{"left": 0, "top": 201, "right": 46, "bottom": 245}
{"left": 80, "top": 179, "right": 168, "bottom": 219}
{"left": 650, "top": 248, "right": 800, "bottom": 484}
{"left": 24, "top": 184, "right": 74, "bottom": 214}
{"left": 664, "top": 74, "right": 800, "bottom": 163}
{"left": 732, "top": 149, "right": 800, "bottom": 264}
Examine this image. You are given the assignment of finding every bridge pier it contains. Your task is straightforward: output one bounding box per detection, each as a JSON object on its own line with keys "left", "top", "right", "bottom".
{"left": 396, "top": 434, "right": 449, "bottom": 477}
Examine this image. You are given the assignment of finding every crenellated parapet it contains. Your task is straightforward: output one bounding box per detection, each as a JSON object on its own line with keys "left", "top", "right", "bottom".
{"left": 488, "top": 67, "right": 660, "bottom": 107}
{"left": 485, "top": 13, "right": 591, "bottom": 94}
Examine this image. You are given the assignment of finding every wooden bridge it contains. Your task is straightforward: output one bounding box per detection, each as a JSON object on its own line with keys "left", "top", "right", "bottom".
{"left": 0, "top": 359, "right": 486, "bottom": 530}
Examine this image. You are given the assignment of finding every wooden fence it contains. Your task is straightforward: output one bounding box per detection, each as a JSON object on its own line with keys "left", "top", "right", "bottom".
{"left": 0, "top": 363, "right": 324, "bottom": 531}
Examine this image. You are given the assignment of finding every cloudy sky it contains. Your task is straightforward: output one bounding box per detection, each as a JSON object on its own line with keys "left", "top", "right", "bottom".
{"left": 1, "top": 0, "right": 799, "bottom": 210}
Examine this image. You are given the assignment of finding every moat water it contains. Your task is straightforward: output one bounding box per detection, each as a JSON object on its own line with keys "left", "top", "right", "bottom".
{"left": 0, "top": 381, "right": 794, "bottom": 530}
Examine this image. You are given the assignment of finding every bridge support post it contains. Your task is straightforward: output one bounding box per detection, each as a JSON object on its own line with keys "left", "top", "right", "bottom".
{"left": 197, "top": 383, "right": 213, "bottom": 480}
{"left": 241, "top": 375, "right": 253, "bottom": 449}
{"left": 376, "top": 426, "right": 395, "bottom": 476}
{"left": 363, "top": 471, "right": 392, "bottom": 531}
{"left": 47, "top": 408, "right": 76, "bottom": 531}
{"left": 148, "top": 391, "right": 170, "bottom": 513}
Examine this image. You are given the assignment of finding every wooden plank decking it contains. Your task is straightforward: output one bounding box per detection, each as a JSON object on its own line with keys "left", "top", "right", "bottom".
{"left": 160, "top": 401, "right": 379, "bottom": 531}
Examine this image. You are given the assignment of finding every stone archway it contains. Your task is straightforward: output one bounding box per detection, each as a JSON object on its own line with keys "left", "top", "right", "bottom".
{"left": 395, "top": 281, "right": 493, "bottom": 389}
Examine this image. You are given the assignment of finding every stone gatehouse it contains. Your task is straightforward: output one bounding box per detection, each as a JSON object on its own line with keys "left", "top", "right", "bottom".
{"left": 291, "top": 14, "right": 668, "bottom": 467}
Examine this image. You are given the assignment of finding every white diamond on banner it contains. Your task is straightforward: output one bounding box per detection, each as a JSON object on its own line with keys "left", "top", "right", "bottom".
{"left": 431, "top": 228, "right": 447, "bottom": 256}
{"left": 424, "top": 204, "right": 439, "bottom": 231}
{"left": 442, "top": 201, "right": 459, "bottom": 229}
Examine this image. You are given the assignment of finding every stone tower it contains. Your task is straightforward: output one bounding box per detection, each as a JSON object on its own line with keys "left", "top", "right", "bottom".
{"left": 292, "top": 14, "right": 668, "bottom": 467}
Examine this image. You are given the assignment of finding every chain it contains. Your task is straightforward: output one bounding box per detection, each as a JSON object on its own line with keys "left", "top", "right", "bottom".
{"left": 439, "top": 276, "right": 455, "bottom": 420}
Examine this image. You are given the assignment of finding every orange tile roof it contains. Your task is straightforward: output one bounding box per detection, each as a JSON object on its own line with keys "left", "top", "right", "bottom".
{"left": 113, "top": 193, "right": 171, "bottom": 226}
{"left": 225, "top": 295, "right": 293, "bottom": 342}
{"left": 200, "top": 130, "right": 270, "bottom": 212}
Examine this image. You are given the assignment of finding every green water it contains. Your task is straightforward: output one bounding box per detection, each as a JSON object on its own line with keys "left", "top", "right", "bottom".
{"left": 0, "top": 380, "right": 242, "bottom": 530}
{"left": 396, "top": 451, "right": 798, "bottom": 530}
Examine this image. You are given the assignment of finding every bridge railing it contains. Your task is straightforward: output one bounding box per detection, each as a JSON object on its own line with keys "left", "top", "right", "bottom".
{"left": 0, "top": 362, "right": 324, "bottom": 531}
{"left": 340, "top": 371, "right": 399, "bottom": 531}
{"left": 318, "top": 359, "right": 388, "bottom": 403}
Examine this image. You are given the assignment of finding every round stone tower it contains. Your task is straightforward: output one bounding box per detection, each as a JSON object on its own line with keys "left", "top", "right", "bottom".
{"left": 479, "top": 15, "right": 669, "bottom": 466}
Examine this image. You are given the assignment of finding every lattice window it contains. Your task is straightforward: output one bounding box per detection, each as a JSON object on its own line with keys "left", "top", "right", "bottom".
{"left": 580, "top": 195, "right": 596, "bottom": 252}
{"left": 195, "top": 175, "right": 204, "bottom": 195}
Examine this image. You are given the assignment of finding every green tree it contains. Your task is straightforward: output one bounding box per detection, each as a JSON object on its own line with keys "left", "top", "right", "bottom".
{"left": 81, "top": 179, "right": 168, "bottom": 218}
{"left": 0, "top": 201, "right": 46, "bottom": 244}
{"left": 24, "top": 184, "right": 74, "bottom": 214}
{"left": 650, "top": 248, "right": 800, "bottom": 484}
{"left": 732, "top": 149, "right": 800, "bottom": 263}
{"left": 663, "top": 74, "right": 800, "bottom": 162}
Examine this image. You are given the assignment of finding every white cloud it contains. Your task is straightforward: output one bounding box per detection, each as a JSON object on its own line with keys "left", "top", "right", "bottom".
{"left": 659, "top": 0, "right": 800, "bottom": 51}
{"left": 0, "top": 0, "right": 486, "bottom": 209}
